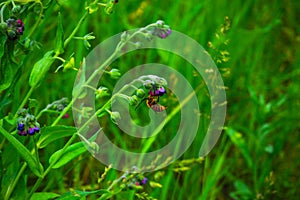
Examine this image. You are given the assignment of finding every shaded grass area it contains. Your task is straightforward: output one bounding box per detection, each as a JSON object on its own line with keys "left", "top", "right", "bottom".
{"left": 1, "top": 0, "right": 299, "bottom": 199}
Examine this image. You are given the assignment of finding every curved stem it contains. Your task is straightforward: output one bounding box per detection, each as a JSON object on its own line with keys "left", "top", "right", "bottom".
{"left": 14, "top": 86, "right": 34, "bottom": 117}
{"left": 26, "top": 2, "right": 43, "bottom": 38}
{"left": 64, "top": 11, "right": 88, "bottom": 47}
{"left": 0, "top": 2, "right": 8, "bottom": 23}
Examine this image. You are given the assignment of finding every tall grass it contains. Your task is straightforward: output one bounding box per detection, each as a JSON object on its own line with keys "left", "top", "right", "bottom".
{"left": 0, "top": 0, "right": 299, "bottom": 199}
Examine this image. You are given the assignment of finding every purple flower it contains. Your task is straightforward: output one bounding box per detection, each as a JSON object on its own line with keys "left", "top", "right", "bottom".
{"left": 152, "top": 27, "right": 172, "bottom": 39}
{"left": 140, "top": 177, "right": 148, "bottom": 185}
{"left": 33, "top": 126, "right": 40, "bottom": 133}
{"left": 17, "top": 123, "right": 25, "bottom": 131}
{"left": 157, "top": 87, "right": 166, "bottom": 96}
{"left": 16, "top": 19, "right": 24, "bottom": 34}
{"left": 27, "top": 127, "right": 35, "bottom": 135}
{"left": 5, "top": 18, "right": 24, "bottom": 40}
{"left": 18, "top": 130, "right": 27, "bottom": 136}
{"left": 149, "top": 86, "right": 166, "bottom": 96}
{"left": 62, "top": 113, "right": 69, "bottom": 118}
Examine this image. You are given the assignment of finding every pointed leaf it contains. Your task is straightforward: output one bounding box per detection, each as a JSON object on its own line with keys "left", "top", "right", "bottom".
{"left": 226, "top": 127, "right": 253, "bottom": 170}
{"left": 56, "top": 189, "right": 108, "bottom": 200}
{"left": 0, "top": 127, "right": 43, "bottom": 177}
{"left": 0, "top": 34, "right": 7, "bottom": 58}
{"left": 30, "top": 192, "right": 60, "bottom": 200}
{"left": 29, "top": 50, "right": 55, "bottom": 87}
{"left": 49, "top": 142, "right": 86, "bottom": 169}
{"left": 0, "top": 55, "right": 17, "bottom": 92}
{"left": 37, "top": 125, "right": 77, "bottom": 149}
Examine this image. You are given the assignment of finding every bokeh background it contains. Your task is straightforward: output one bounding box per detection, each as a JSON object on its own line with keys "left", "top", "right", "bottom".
{"left": 1, "top": 0, "right": 300, "bottom": 199}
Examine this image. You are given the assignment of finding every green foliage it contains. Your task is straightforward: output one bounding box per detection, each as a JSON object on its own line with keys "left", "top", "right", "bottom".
{"left": 49, "top": 142, "right": 86, "bottom": 169}
{"left": 0, "top": 0, "right": 299, "bottom": 199}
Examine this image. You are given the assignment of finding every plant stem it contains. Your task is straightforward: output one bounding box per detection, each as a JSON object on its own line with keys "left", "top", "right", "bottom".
{"left": 4, "top": 163, "right": 27, "bottom": 200}
{"left": 27, "top": 133, "right": 78, "bottom": 199}
{"left": 64, "top": 11, "right": 88, "bottom": 47}
{"left": 26, "top": 2, "right": 43, "bottom": 38}
{"left": 14, "top": 86, "right": 34, "bottom": 117}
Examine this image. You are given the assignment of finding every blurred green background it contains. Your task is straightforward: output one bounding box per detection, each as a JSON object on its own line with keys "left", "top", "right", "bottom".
{"left": 2, "top": 0, "right": 300, "bottom": 199}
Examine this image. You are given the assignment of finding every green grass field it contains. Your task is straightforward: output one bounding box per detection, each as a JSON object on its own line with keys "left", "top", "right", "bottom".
{"left": 0, "top": 0, "right": 300, "bottom": 199}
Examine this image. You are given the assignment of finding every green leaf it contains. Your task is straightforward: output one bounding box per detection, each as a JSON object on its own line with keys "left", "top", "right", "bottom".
{"left": 0, "top": 127, "right": 43, "bottom": 177}
{"left": 49, "top": 142, "right": 86, "bottom": 169}
{"left": 0, "top": 54, "right": 17, "bottom": 92}
{"left": 30, "top": 192, "right": 60, "bottom": 200}
{"left": 230, "top": 180, "right": 253, "bottom": 200}
{"left": 37, "top": 125, "right": 77, "bottom": 149}
{"left": 55, "top": 12, "right": 64, "bottom": 54}
{"left": 73, "top": 58, "right": 87, "bottom": 99}
{"left": 29, "top": 50, "right": 55, "bottom": 88}
{"left": 226, "top": 127, "right": 253, "bottom": 170}
{"left": 0, "top": 33, "right": 7, "bottom": 58}
{"left": 57, "top": 190, "right": 109, "bottom": 200}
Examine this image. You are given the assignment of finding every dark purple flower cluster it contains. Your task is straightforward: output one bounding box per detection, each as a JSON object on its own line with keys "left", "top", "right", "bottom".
{"left": 121, "top": 173, "right": 148, "bottom": 190}
{"left": 149, "top": 86, "right": 166, "bottom": 96}
{"left": 5, "top": 18, "right": 24, "bottom": 40}
{"left": 151, "top": 20, "right": 172, "bottom": 39}
{"left": 46, "top": 97, "right": 69, "bottom": 118}
{"left": 17, "top": 123, "right": 40, "bottom": 136}
{"left": 17, "top": 109, "right": 40, "bottom": 136}
{"left": 152, "top": 27, "right": 172, "bottom": 39}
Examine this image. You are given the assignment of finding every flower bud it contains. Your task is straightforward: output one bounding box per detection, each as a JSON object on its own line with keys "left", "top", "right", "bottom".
{"left": 121, "top": 31, "right": 129, "bottom": 42}
{"left": 0, "top": 22, "right": 8, "bottom": 31}
{"left": 129, "top": 95, "right": 139, "bottom": 106}
{"left": 110, "top": 111, "right": 121, "bottom": 125}
{"left": 136, "top": 89, "right": 145, "bottom": 98}
{"left": 143, "top": 80, "right": 154, "bottom": 89}
{"left": 12, "top": 5, "right": 21, "bottom": 14}
{"left": 96, "top": 86, "right": 110, "bottom": 99}
{"left": 63, "top": 57, "right": 75, "bottom": 71}
{"left": 17, "top": 108, "right": 28, "bottom": 117}
{"left": 109, "top": 69, "right": 121, "bottom": 79}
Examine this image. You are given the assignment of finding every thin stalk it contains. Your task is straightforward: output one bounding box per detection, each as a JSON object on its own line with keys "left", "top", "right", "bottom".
{"left": 4, "top": 163, "right": 27, "bottom": 200}
{"left": 27, "top": 133, "right": 77, "bottom": 199}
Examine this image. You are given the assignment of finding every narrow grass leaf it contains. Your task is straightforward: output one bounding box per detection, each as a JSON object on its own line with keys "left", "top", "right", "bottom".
{"left": 226, "top": 127, "right": 253, "bottom": 170}
{"left": 55, "top": 12, "right": 64, "bottom": 54}
{"left": 30, "top": 192, "right": 61, "bottom": 200}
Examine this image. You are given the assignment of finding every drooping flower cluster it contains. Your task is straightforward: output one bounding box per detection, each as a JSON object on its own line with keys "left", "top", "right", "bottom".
{"left": 17, "top": 109, "right": 40, "bottom": 136}
{"left": 5, "top": 18, "right": 25, "bottom": 40}
{"left": 129, "top": 75, "right": 168, "bottom": 111}
{"left": 151, "top": 20, "right": 172, "bottom": 39}
{"left": 45, "top": 97, "right": 69, "bottom": 118}
{"left": 120, "top": 172, "right": 149, "bottom": 190}
{"left": 142, "top": 75, "right": 167, "bottom": 97}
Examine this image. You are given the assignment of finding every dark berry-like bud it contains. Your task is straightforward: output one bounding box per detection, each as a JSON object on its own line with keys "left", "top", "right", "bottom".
{"left": 62, "top": 113, "right": 69, "bottom": 118}
{"left": 6, "top": 18, "right": 25, "bottom": 40}
{"left": 18, "top": 130, "right": 27, "bottom": 136}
